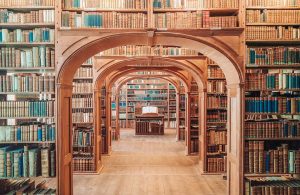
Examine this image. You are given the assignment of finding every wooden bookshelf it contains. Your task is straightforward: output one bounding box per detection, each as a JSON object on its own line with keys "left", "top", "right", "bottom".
{"left": 72, "top": 58, "right": 102, "bottom": 173}
{"left": 202, "top": 59, "right": 228, "bottom": 174}
{"left": 116, "top": 78, "right": 177, "bottom": 129}
{"left": 244, "top": 1, "right": 300, "bottom": 194}
{"left": 0, "top": 0, "right": 56, "bottom": 192}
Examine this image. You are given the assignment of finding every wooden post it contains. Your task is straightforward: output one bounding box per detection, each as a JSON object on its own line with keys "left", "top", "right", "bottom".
{"left": 115, "top": 93, "right": 120, "bottom": 140}
{"left": 56, "top": 83, "right": 73, "bottom": 195}
{"left": 185, "top": 91, "right": 191, "bottom": 155}
{"left": 227, "top": 83, "right": 244, "bottom": 195}
{"left": 199, "top": 89, "right": 207, "bottom": 172}
{"left": 176, "top": 92, "right": 180, "bottom": 141}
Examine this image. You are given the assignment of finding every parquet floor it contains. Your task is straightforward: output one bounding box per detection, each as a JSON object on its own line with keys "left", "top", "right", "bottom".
{"left": 73, "top": 129, "right": 227, "bottom": 195}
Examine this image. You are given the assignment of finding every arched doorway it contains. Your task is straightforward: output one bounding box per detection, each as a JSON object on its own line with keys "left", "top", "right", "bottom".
{"left": 56, "top": 32, "right": 244, "bottom": 195}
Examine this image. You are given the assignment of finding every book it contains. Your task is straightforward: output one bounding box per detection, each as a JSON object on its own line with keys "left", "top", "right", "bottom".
{"left": 0, "top": 9, "right": 55, "bottom": 24}
{"left": 246, "top": 26, "right": 300, "bottom": 40}
{"left": 0, "top": 73, "right": 55, "bottom": 93}
{"left": 0, "top": 28, "right": 55, "bottom": 43}
{"left": 61, "top": 11, "right": 147, "bottom": 29}
{"left": 0, "top": 0, "right": 55, "bottom": 6}
{"left": 63, "top": 0, "right": 148, "bottom": 9}
{"left": 247, "top": 47, "right": 300, "bottom": 66}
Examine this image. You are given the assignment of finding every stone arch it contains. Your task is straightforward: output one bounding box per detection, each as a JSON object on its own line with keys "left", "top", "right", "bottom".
{"left": 56, "top": 32, "right": 244, "bottom": 195}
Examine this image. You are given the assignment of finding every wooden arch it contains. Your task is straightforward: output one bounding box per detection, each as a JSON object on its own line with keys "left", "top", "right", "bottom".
{"left": 94, "top": 57, "right": 206, "bottom": 91}
{"left": 56, "top": 32, "right": 244, "bottom": 195}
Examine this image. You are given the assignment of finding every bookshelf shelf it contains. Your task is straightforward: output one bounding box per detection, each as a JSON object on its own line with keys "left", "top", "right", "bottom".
{"left": 0, "top": 117, "right": 55, "bottom": 119}
{"left": 0, "top": 92, "right": 55, "bottom": 95}
{"left": 0, "top": 141, "right": 55, "bottom": 144}
{"left": 244, "top": 173, "right": 295, "bottom": 177}
{"left": 246, "top": 65, "right": 300, "bottom": 69}
{"left": 62, "top": 8, "right": 147, "bottom": 12}
{"left": 0, "top": 6, "right": 55, "bottom": 10}
{"left": 0, "top": 67, "right": 55, "bottom": 71}
{"left": 246, "top": 40, "right": 300, "bottom": 45}
{"left": 246, "top": 6, "right": 300, "bottom": 10}
{"left": 246, "top": 23, "right": 300, "bottom": 26}
{"left": 0, "top": 23, "right": 55, "bottom": 28}
{"left": 0, "top": 42, "right": 55, "bottom": 46}
{"left": 96, "top": 55, "right": 204, "bottom": 60}
{"left": 245, "top": 137, "right": 300, "bottom": 141}
{"left": 153, "top": 8, "right": 239, "bottom": 14}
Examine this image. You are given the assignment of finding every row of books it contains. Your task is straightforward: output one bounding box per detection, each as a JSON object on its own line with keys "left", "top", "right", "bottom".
{"left": 246, "top": 72, "right": 300, "bottom": 90}
{"left": 0, "top": 0, "right": 54, "bottom": 6}
{"left": 0, "top": 146, "right": 55, "bottom": 178}
{"left": 248, "top": 185, "right": 300, "bottom": 195}
{"left": 127, "top": 85, "right": 168, "bottom": 89}
{"left": 207, "top": 96, "right": 227, "bottom": 108}
{"left": 0, "top": 123, "right": 55, "bottom": 142}
{"left": 245, "top": 142, "right": 300, "bottom": 174}
{"left": 63, "top": 0, "right": 147, "bottom": 9}
{"left": 190, "top": 139, "right": 199, "bottom": 154}
{"left": 0, "top": 74, "right": 55, "bottom": 93}
{"left": 245, "top": 97, "right": 300, "bottom": 114}
{"left": 73, "top": 81, "right": 93, "bottom": 93}
{"left": 153, "top": 0, "right": 238, "bottom": 9}
{"left": 246, "top": 26, "right": 300, "bottom": 40}
{"left": 0, "top": 28, "right": 54, "bottom": 43}
{"left": 0, "top": 178, "right": 56, "bottom": 195}
{"left": 0, "top": 9, "right": 55, "bottom": 24}
{"left": 61, "top": 11, "right": 147, "bottom": 29}
{"left": 0, "top": 47, "right": 55, "bottom": 68}
{"left": 72, "top": 112, "right": 93, "bottom": 123}
{"left": 245, "top": 120, "right": 300, "bottom": 138}
{"left": 99, "top": 45, "right": 199, "bottom": 56}
{"left": 246, "top": 10, "right": 300, "bottom": 24}
{"left": 207, "top": 144, "right": 226, "bottom": 153}
{"left": 154, "top": 11, "right": 238, "bottom": 29}
{"left": 207, "top": 131, "right": 227, "bottom": 145}
{"left": 74, "top": 67, "right": 93, "bottom": 78}
{"left": 207, "top": 157, "right": 226, "bottom": 173}
{"left": 128, "top": 79, "right": 167, "bottom": 84}
{"left": 247, "top": 47, "right": 300, "bottom": 66}
{"left": 208, "top": 66, "right": 225, "bottom": 78}
{"left": 0, "top": 101, "right": 54, "bottom": 117}
{"left": 128, "top": 90, "right": 167, "bottom": 95}
{"left": 207, "top": 111, "right": 227, "bottom": 122}
{"left": 179, "top": 127, "right": 185, "bottom": 140}
{"left": 136, "top": 121, "right": 164, "bottom": 135}
{"left": 72, "top": 96, "right": 93, "bottom": 108}
{"left": 207, "top": 80, "right": 226, "bottom": 93}
{"left": 127, "top": 97, "right": 167, "bottom": 101}
{"left": 73, "top": 128, "right": 94, "bottom": 146}
{"left": 73, "top": 157, "right": 95, "bottom": 172}
{"left": 246, "top": 0, "right": 300, "bottom": 7}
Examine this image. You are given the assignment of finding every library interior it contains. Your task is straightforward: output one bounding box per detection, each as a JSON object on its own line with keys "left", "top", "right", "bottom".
{"left": 1, "top": 0, "right": 300, "bottom": 194}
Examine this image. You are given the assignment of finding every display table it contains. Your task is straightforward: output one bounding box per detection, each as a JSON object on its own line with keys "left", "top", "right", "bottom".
{"left": 135, "top": 113, "right": 164, "bottom": 135}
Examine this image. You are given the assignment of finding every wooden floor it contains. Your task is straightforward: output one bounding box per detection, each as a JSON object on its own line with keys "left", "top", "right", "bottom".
{"left": 73, "top": 129, "right": 226, "bottom": 195}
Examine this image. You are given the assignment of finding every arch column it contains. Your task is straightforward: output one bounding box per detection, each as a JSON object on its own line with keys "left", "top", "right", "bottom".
{"left": 199, "top": 89, "right": 207, "bottom": 171}
{"left": 226, "top": 83, "right": 244, "bottom": 195}
{"left": 115, "top": 93, "right": 120, "bottom": 140}
{"left": 176, "top": 92, "right": 180, "bottom": 141}
{"left": 56, "top": 83, "right": 73, "bottom": 195}
{"left": 106, "top": 89, "right": 112, "bottom": 154}
{"left": 185, "top": 91, "right": 191, "bottom": 155}
{"left": 93, "top": 89, "right": 102, "bottom": 170}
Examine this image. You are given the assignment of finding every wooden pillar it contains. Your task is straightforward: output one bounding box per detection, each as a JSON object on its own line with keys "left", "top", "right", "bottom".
{"left": 199, "top": 89, "right": 207, "bottom": 172}
{"left": 176, "top": 92, "right": 180, "bottom": 141}
{"left": 185, "top": 91, "right": 191, "bottom": 155}
{"left": 227, "top": 83, "right": 244, "bottom": 195}
{"left": 94, "top": 89, "right": 102, "bottom": 171}
{"left": 106, "top": 90, "right": 112, "bottom": 154}
{"left": 115, "top": 93, "right": 120, "bottom": 140}
{"left": 57, "top": 83, "right": 73, "bottom": 195}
